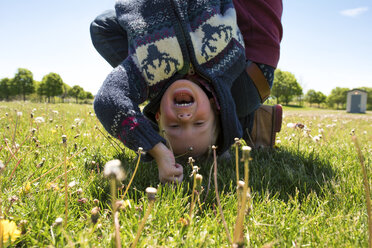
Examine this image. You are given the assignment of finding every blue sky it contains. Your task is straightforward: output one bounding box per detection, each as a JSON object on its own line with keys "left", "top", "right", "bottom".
{"left": 0, "top": 0, "right": 371, "bottom": 95}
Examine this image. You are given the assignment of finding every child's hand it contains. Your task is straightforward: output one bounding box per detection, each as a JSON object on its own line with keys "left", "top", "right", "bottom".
{"left": 149, "top": 143, "right": 184, "bottom": 183}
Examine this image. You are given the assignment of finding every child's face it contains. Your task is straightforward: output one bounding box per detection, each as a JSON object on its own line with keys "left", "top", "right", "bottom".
{"left": 157, "top": 79, "right": 216, "bottom": 157}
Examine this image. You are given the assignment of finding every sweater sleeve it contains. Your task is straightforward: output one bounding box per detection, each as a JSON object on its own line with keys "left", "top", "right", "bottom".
{"left": 93, "top": 56, "right": 166, "bottom": 154}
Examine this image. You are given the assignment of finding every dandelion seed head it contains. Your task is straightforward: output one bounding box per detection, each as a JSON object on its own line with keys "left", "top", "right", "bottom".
{"left": 34, "top": 116, "right": 45, "bottom": 123}
{"left": 195, "top": 174, "right": 203, "bottom": 185}
{"left": 0, "top": 160, "right": 5, "bottom": 172}
{"left": 146, "top": 187, "right": 157, "bottom": 201}
{"left": 62, "top": 135, "right": 67, "bottom": 143}
{"left": 68, "top": 181, "right": 77, "bottom": 188}
{"left": 103, "top": 159, "right": 126, "bottom": 181}
{"left": 8, "top": 195, "right": 19, "bottom": 203}
{"left": 54, "top": 217, "right": 63, "bottom": 226}
{"left": 17, "top": 111, "right": 22, "bottom": 117}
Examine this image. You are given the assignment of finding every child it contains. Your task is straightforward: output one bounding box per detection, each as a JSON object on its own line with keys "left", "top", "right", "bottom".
{"left": 91, "top": 0, "right": 283, "bottom": 183}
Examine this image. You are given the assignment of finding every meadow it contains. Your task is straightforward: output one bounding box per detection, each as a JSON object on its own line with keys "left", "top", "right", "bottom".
{"left": 0, "top": 102, "right": 371, "bottom": 247}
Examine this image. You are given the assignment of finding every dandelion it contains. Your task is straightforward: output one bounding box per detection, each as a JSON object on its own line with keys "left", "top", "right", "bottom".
{"left": 131, "top": 187, "right": 157, "bottom": 248}
{"left": 104, "top": 159, "right": 126, "bottom": 182}
{"left": 287, "top": 123, "right": 296, "bottom": 128}
{"left": 17, "top": 112, "right": 22, "bottom": 117}
{"left": 0, "top": 219, "right": 21, "bottom": 243}
{"left": 68, "top": 181, "right": 77, "bottom": 188}
{"left": 312, "top": 135, "right": 321, "bottom": 143}
{"left": 0, "top": 160, "right": 4, "bottom": 173}
{"left": 20, "top": 182, "right": 31, "bottom": 194}
{"left": 54, "top": 217, "right": 63, "bottom": 226}
{"left": 91, "top": 207, "right": 100, "bottom": 224}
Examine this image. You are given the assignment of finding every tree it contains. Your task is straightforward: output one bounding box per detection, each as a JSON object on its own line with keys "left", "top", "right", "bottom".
{"left": 313, "top": 91, "right": 327, "bottom": 107}
{"left": 305, "top": 89, "right": 327, "bottom": 107}
{"left": 69, "top": 85, "right": 84, "bottom": 103}
{"left": 0, "top": 78, "right": 12, "bottom": 101}
{"left": 85, "top": 91, "right": 94, "bottom": 100}
{"left": 271, "top": 69, "right": 303, "bottom": 105}
{"left": 39, "top": 73, "right": 64, "bottom": 102}
{"left": 61, "top": 83, "right": 71, "bottom": 103}
{"left": 327, "top": 87, "right": 349, "bottom": 109}
{"left": 305, "top": 89, "right": 317, "bottom": 107}
{"left": 12, "top": 68, "right": 35, "bottom": 101}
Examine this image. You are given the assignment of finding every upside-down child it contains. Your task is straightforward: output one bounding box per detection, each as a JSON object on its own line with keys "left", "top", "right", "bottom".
{"left": 91, "top": 0, "right": 283, "bottom": 183}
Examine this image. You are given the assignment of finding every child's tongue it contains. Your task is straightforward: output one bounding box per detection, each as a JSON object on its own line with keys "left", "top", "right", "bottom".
{"left": 174, "top": 91, "right": 194, "bottom": 105}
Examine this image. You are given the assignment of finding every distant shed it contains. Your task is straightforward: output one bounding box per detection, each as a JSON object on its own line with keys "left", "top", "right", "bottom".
{"left": 346, "top": 89, "right": 367, "bottom": 113}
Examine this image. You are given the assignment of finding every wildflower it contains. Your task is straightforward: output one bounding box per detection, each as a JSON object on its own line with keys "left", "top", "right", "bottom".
{"left": 91, "top": 206, "right": 100, "bottom": 224}
{"left": 62, "top": 135, "right": 67, "bottom": 143}
{"left": 103, "top": 159, "right": 126, "bottom": 181}
{"left": 77, "top": 198, "right": 88, "bottom": 204}
{"left": 286, "top": 123, "right": 296, "bottom": 128}
{"left": 54, "top": 217, "right": 63, "bottom": 226}
{"left": 0, "top": 160, "right": 5, "bottom": 173}
{"left": 350, "top": 129, "right": 355, "bottom": 135}
{"left": 8, "top": 196, "right": 19, "bottom": 203}
{"left": 146, "top": 187, "right": 157, "bottom": 201}
{"left": 20, "top": 182, "right": 31, "bottom": 194}
{"left": 30, "top": 128, "right": 37, "bottom": 134}
{"left": 34, "top": 116, "right": 45, "bottom": 123}
{"left": 17, "top": 111, "right": 22, "bottom": 117}
{"left": 68, "top": 181, "right": 77, "bottom": 188}
{"left": 46, "top": 183, "right": 60, "bottom": 191}
{"left": 76, "top": 188, "right": 83, "bottom": 195}
{"left": 0, "top": 219, "right": 21, "bottom": 243}
{"left": 312, "top": 135, "right": 321, "bottom": 142}
{"left": 52, "top": 110, "right": 59, "bottom": 115}
{"left": 93, "top": 199, "right": 100, "bottom": 206}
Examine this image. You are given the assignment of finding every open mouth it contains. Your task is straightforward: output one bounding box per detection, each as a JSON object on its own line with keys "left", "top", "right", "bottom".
{"left": 173, "top": 90, "right": 194, "bottom": 107}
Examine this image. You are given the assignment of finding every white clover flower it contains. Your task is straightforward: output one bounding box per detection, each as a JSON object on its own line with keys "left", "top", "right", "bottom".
{"left": 104, "top": 159, "right": 126, "bottom": 181}
{"left": 68, "top": 181, "right": 77, "bottom": 188}
{"left": 34, "top": 117, "right": 45, "bottom": 123}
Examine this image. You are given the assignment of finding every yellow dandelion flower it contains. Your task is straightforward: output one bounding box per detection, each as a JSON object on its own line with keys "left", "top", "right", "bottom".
{"left": 0, "top": 219, "right": 21, "bottom": 243}
{"left": 19, "top": 182, "right": 31, "bottom": 194}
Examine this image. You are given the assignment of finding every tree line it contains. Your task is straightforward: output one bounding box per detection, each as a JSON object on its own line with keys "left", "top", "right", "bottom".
{"left": 0, "top": 68, "right": 93, "bottom": 103}
{"left": 271, "top": 69, "right": 372, "bottom": 110}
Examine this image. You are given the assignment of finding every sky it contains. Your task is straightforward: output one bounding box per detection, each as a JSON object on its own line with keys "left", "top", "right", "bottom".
{"left": 0, "top": 0, "right": 371, "bottom": 96}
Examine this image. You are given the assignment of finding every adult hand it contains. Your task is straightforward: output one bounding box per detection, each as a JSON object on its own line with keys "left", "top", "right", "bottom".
{"left": 148, "top": 142, "right": 184, "bottom": 183}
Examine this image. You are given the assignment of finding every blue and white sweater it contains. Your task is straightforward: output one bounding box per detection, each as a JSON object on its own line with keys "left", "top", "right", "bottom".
{"left": 94, "top": 0, "right": 246, "bottom": 157}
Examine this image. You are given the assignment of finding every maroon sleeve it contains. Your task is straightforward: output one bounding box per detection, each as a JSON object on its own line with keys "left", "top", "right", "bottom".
{"left": 233, "top": 0, "right": 283, "bottom": 68}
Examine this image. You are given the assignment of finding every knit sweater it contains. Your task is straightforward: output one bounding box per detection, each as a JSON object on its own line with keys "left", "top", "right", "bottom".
{"left": 94, "top": 0, "right": 246, "bottom": 157}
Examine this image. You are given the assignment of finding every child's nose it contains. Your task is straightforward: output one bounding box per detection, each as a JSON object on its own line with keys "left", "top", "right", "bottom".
{"left": 177, "top": 113, "right": 192, "bottom": 121}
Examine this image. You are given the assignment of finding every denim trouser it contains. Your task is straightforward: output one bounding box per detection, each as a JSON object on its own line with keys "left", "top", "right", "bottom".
{"left": 90, "top": 10, "right": 274, "bottom": 134}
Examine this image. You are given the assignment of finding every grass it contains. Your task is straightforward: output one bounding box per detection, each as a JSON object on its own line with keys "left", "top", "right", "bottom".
{"left": 0, "top": 102, "right": 371, "bottom": 247}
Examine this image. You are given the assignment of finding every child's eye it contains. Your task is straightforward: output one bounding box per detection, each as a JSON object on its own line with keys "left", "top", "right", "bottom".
{"left": 194, "top": 121, "right": 204, "bottom": 126}
{"left": 169, "top": 124, "right": 179, "bottom": 128}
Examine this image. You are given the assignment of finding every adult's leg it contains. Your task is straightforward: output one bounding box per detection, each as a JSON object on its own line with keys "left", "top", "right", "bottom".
{"left": 90, "top": 10, "right": 129, "bottom": 68}
{"left": 231, "top": 61, "right": 275, "bottom": 133}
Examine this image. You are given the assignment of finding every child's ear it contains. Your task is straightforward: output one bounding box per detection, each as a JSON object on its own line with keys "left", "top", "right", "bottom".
{"left": 155, "top": 111, "right": 160, "bottom": 122}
